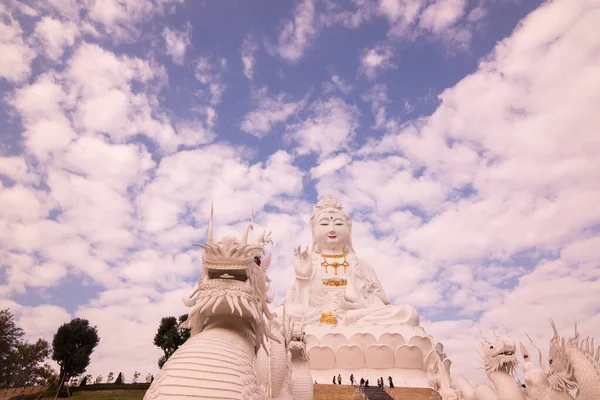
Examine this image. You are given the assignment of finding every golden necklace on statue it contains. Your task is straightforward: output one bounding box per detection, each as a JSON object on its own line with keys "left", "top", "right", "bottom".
{"left": 320, "top": 253, "right": 349, "bottom": 275}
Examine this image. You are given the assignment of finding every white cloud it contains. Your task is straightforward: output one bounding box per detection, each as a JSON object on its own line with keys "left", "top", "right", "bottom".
{"left": 285, "top": 97, "right": 359, "bottom": 158}
{"left": 0, "top": 6, "right": 36, "bottom": 82}
{"left": 33, "top": 16, "right": 78, "bottom": 61}
{"left": 162, "top": 25, "right": 191, "bottom": 65}
{"left": 324, "top": 0, "right": 476, "bottom": 50}
{"left": 241, "top": 35, "right": 258, "bottom": 79}
{"left": 362, "top": 84, "right": 389, "bottom": 128}
{"left": 378, "top": 0, "right": 424, "bottom": 27}
{"left": 274, "top": 0, "right": 317, "bottom": 63}
{"left": 419, "top": 0, "right": 467, "bottom": 33}
{"left": 322, "top": 74, "right": 353, "bottom": 94}
{"left": 194, "top": 56, "right": 227, "bottom": 105}
{"left": 0, "top": 156, "right": 39, "bottom": 185}
{"left": 309, "top": 153, "right": 351, "bottom": 179}
{"left": 136, "top": 146, "right": 304, "bottom": 234}
{"left": 241, "top": 88, "right": 306, "bottom": 138}
{"left": 359, "top": 44, "right": 395, "bottom": 80}
{"left": 85, "top": 0, "right": 167, "bottom": 41}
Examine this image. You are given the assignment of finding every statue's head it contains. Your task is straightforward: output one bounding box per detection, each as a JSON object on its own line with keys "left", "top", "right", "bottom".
{"left": 310, "top": 194, "right": 354, "bottom": 254}
{"left": 183, "top": 205, "right": 279, "bottom": 353}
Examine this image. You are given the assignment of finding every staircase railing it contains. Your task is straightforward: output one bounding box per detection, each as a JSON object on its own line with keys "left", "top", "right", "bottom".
{"left": 352, "top": 383, "right": 367, "bottom": 399}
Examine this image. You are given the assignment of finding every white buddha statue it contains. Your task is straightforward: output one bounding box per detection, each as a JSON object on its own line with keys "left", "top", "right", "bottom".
{"left": 282, "top": 194, "right": 420, "bottom": 328}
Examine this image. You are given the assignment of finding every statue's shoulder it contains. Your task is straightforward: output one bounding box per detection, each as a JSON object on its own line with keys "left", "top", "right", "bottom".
{"left": 350, "top": 253, "right": 373, "bottom": 269}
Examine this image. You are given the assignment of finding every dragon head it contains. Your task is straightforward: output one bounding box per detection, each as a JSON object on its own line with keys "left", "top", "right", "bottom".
{"left": 180, "top": 205, "right": 277, "bottom": 353}
{"left": 288, "top": 314, "right": 308, "bottom": 361}
{"left": 546, "top": 319, "right": 577, "bottom": 391}
{"left": 479, "top": 330, "right": 518, "bottom": 375}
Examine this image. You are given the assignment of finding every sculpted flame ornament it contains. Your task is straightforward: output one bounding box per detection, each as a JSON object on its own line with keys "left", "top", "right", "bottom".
{"left": 144, "top": 205, "right": 277, "bottom": 400}
{"left": 547, "top": 319, "right": 600, "bottom": 400}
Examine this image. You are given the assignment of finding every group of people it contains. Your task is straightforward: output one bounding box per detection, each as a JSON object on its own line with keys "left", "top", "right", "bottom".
{"left": 332, "top": 374, "right": 395, "bottom": 389}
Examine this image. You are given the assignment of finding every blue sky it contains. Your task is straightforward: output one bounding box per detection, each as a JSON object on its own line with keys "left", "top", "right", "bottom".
{"left": 1, "top": 0, "right": 599, "bottom": 386}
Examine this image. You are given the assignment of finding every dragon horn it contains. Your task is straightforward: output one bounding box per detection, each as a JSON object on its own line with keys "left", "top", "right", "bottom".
{"left": 207, "top": 201, "right": 214, "bottom": 245}
{"left": 519, "top": 341, "right": 529, "bottom": 362}
{"left": 241, "top": 207, "right": 255, "bottom": 246}
{"left": 525, "top": 333, "right": 543, "bottom": 368}
{"left": 550, "top": 318, "right": 559, "bottom": 343}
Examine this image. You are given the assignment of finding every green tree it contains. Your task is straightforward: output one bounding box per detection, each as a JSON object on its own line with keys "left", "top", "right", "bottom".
{"left": 13, "top": 339, "right": 56, "bottom": 387}
{"left": 51, "top": 318, "right": 99, "bottom": 392}
{"left": 153, "top": 314, "right": 190, "bottom": 368}
{"left": 0, "top": 309, "right": 56, "bottom": 388}
{"left": 0, "top": 309, "right": 23, "bottom": 387}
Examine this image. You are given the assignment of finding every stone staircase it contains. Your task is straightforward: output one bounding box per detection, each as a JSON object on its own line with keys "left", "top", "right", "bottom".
{"left": 363, "top": 386, "right": 394, "bottom": 400}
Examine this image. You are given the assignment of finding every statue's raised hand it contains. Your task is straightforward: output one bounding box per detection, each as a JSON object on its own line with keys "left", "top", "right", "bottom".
{"left": 293, "top": 245, "right": 312, "bottom": 279}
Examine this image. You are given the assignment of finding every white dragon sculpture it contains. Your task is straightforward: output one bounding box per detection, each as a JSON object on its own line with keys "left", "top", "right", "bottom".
{"left": 144, "top": 207, "right": 284, "bottom": 400}
{"left": 287, "top": 316, "right": 313, "bottom": 400}
{"left": 453, "top": 331, "right": 524, "bottom": 400}
{"left": 519, "top": 334, "right": 573, "bottom": 400}
{"left": 547, "top": 320, "right": 600, "bottom": 400}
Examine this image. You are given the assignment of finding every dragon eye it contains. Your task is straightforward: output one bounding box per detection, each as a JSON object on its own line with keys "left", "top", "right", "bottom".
{"left": 489, "top": 346, "right": 494, "bottom": 350}
{"left": 524, "top": 355, "right": 528, "bottom": 359}
{"left": 549, "top": 359, "right": 553, "bottom": 364}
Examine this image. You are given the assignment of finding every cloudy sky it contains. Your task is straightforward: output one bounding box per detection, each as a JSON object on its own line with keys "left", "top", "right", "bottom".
{"left": 1, "top": 0, "right": 599, "bottom": 386}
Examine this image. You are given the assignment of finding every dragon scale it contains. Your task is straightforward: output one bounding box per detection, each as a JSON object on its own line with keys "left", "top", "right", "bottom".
{"left": 144, "top": 323, "right": 264, "bottom": 400}
{"left": 566, "top": 346, "right": 600, "bottom": 400}
{"left": 487, "top": 371, "right": 525, "bottom": 400}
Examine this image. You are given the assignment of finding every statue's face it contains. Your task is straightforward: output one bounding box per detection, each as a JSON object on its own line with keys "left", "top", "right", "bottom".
{"left": 314, "top": 210, "right": 350, "bottom": 252}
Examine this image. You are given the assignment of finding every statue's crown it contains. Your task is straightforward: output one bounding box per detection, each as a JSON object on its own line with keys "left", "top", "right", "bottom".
{"left": 314, "top": 194, "right": 344, "bottom": 213}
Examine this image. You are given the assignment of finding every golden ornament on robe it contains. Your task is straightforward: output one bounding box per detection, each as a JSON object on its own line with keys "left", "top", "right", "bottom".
{"left": 322, "top": 278, "right": 347, "bottom": 287}
{"left": 321, "top": 254, "right": 350, "bottom": 274}
{"left": 319, "top": 312, "right": 338, "bottom": 325}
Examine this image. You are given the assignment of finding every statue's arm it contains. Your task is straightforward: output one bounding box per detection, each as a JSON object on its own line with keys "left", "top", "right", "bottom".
{"left": 292, "top": 246, "right": 313, "bottom": 308}
{"left": 359, "top": 259, "right": 390, "bottom": 305}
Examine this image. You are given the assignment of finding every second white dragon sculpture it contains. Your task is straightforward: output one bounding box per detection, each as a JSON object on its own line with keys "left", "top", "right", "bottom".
{"left": 547, "top": 320, "right": 600, "bottom": 400}
{"left": 453, "top": 331, "right": 524, "bottom": 400}
{"left": 519, "top": 334, "right": 573, "bottom": 400}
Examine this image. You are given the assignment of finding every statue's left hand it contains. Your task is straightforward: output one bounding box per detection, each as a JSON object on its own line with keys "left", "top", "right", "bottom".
{"left": 337, "top": 293, "right": 363, "bottom": 310}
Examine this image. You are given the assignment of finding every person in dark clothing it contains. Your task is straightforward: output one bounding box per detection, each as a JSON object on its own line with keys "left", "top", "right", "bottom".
{"left": 379, "top": 377, "right": 384, "bottom": 389}
{"left": 388, "top": 376, "right": 394, "bottom": 388}
{"left": 365, "top": 379, "right": 369, "bottom": 388}
{"left": 360, "top": 377, "right": 365, "bottom": 387}
{"left": 350, "top": 374, "right": 354, "bottom": 385}
{"left": 332, "top": 376, "right": 336, "bottom": 384}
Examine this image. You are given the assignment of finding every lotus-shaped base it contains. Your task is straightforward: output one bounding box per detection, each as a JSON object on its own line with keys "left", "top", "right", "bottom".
{"left": 303, "top": 322, "right": 451, "bottom": 388}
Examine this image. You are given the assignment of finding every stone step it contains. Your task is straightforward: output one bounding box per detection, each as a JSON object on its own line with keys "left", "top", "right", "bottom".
{"left": 363, "top": 386, "right": 394, "bottom": 400}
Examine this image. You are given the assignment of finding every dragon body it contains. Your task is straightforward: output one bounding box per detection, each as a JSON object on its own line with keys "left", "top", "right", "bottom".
{"left": 427, "top": 350, "right": 461, "bottom": 400}
{"left": 288, "top": 318, "right": 313, "bottom": 400}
